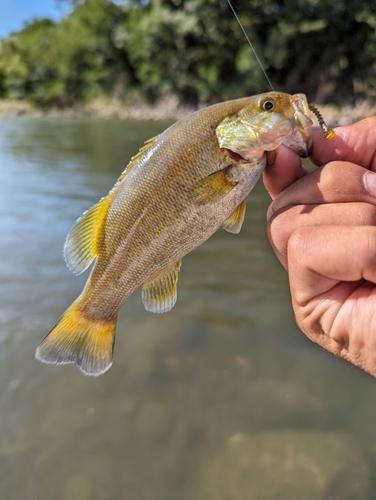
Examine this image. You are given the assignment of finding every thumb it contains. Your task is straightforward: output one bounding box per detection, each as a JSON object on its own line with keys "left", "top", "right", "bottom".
{"left": 263, "top": 144, "right": 309, "bottom": 199}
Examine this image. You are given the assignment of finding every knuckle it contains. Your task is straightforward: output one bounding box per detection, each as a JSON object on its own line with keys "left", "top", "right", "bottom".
{"left": 287, "top": 226, "right": 313, "bottom": 259}
{"left": 267, "top": 207, "right": 302, "bottom": 254}
{"left": 318, "top": 161, "right": 367, "bottom": 202}
{"left": 320, "top": 160, "right": 357, "bottom": 183}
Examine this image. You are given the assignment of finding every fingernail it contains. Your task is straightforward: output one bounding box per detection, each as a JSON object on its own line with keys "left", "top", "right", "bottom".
{"left": 365, "top": 171, "right": 376, "bottom": 196}
{"left": 266, "top": 202, "right": 275, "bottom": 220}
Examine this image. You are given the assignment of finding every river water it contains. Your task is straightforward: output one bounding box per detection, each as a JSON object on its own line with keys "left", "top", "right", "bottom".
{"left": 1, "top": 116, "right": 376, "bottom": 499}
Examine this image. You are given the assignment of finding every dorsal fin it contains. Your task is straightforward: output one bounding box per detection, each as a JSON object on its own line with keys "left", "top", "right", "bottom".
{"left": 64, "top": 195, "right": 111, "bottom": 275}
{"left": 115, "top": 136, "right": 158, "bottom": 186}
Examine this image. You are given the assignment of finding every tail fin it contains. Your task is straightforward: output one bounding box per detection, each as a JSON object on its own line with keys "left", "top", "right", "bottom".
{"left": 36, "top": 302, "right": 116, "bottom": 376}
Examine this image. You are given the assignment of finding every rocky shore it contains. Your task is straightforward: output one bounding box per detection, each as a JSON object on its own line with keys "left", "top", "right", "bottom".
{"left": 1, "top": 96, "right": 375, "bottom": 126}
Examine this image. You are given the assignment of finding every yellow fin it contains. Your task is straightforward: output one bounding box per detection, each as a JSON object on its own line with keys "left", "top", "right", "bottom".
{"left": 223, "top": 198, "right": 247, "bottom": 234}
{"left": 64, "top": 195, "right": 111, "bottom": 275}
{"left": 35, "top": 301, "right": 116, "bottom": 376}
{"left": 142, "top": 261, "right": 182, "bottom": 313}
{"left": 192, "top": 168, "right": 236, "bottom": 206}
{"left": 116, "top": 136, "right": 158, "bottom": 185}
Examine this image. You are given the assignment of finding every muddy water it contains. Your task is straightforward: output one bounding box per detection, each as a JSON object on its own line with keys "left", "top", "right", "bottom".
{"left": 1, "top": 117, "right": 376, "bottom": 499}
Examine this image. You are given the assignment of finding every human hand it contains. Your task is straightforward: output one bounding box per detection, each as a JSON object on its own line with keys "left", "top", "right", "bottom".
{"left": 263, "top": 117, "right": 376, "bottom": 377}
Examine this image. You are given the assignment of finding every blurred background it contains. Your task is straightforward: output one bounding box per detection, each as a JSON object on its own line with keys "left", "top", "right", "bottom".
{"left": 0, "top": 0, "right": 376, "bottom": 111}
{"left": 1, "top": 1, "right": 376, "bottom": 499}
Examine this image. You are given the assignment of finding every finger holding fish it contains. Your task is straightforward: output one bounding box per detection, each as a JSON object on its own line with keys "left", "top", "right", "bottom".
{"left": 264, "top": 145, "right": 310, "bottom": 199}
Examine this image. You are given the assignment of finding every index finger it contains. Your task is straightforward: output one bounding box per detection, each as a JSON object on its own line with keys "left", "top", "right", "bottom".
{"left": 311, "top": 117, "right": 376, "bottom": 170}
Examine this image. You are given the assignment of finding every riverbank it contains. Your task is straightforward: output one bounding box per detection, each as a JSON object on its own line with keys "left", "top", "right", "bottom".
{"left": 0, "top": 96, "right": 195, "bottom": 121}
{"left": 0, "top": 96, "right": 375, "bottom": 126}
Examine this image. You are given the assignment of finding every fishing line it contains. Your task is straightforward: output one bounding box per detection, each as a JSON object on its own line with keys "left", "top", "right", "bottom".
{"left": 226, "top": 0, "right": 274, "bottom": 91}
{"left": 225, "top": 0, "right": 334, "bottom": 138}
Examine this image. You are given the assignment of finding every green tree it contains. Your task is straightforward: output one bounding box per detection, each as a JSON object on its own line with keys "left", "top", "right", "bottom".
{"left": 0, "top": 0, "right": 137, "bottom": 106}
{"left": 118, "top": 0, "right": 272, "bottom": 105}
{"left": 1, "top": 0, "right": 376, "bottom": 106}
{"left": 119, "top": 0, "right": 376, "bottom": 104}
{"left": 0, "top": 19, "right": 57, "bottom": 101}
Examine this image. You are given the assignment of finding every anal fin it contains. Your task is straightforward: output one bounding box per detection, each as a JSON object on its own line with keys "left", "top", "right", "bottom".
{"left": 142, "top": 261, "right": 182, "bottom": 313}
{"left": 223, "top": 198, "right": 247, "bottom": 234}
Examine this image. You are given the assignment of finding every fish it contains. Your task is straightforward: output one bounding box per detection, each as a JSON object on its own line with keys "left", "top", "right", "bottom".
{"left": 36, "top": 91, "right": 314, "bottom": 376}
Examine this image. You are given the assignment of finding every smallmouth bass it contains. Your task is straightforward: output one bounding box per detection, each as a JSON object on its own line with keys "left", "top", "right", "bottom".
{"left": 36, "top": 92, "right": 315, "bottom": 376}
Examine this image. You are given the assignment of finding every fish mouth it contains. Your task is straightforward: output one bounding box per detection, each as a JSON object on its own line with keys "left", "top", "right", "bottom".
{"left": 286, "top": 93, "right": 314, "bottom": 158}
{"left": 299, "top": 142, "right": 313, "bottom": 158}
{"left": 288, "top": 134, "right": 313, "bottom": 158}
{"left": 281, "top": 124, "right": 313, "bottom": 159}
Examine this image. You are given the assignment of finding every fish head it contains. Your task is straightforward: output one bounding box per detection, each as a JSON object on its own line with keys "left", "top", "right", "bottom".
{"left": 216, "top": 92, "right": 313, "bottom": 161}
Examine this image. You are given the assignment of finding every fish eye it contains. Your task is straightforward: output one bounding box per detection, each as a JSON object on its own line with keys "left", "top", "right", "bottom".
{"left": 262, "top": 100, "right": 275, "bottom": 111}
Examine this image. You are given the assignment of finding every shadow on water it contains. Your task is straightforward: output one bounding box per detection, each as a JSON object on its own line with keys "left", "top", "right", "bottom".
{"left": 1, "top": 117, "right": 376, "bottom": 499}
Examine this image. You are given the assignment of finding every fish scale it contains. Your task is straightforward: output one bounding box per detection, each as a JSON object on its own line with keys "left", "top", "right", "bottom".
{"left": 36, "top": 92, "right": 315, "bottom": 376}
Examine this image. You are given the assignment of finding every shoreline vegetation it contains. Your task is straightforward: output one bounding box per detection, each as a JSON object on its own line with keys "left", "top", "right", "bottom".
{"left": 0, "top": 0, "right": 376, "bottom": 124}
{"left": 0, "top": 96, "right": 375, "bottom": 127}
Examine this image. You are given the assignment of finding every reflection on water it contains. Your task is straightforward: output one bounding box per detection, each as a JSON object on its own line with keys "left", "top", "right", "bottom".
{"left": 1, "top": 117, "right": 376, "bottom": 499}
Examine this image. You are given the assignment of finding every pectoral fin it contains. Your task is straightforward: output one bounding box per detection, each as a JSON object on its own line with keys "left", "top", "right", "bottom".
{"left": 64, "top": 195, "right": 111, "bottom": 275}
{"left": 142, "top": 261, "right": 182, "bottom": 313}
{"left": 223, "top": 198, "right": 247, "bottom": 234}
{"left": 192, "top": 168, "right": 236, "bottom": 205}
